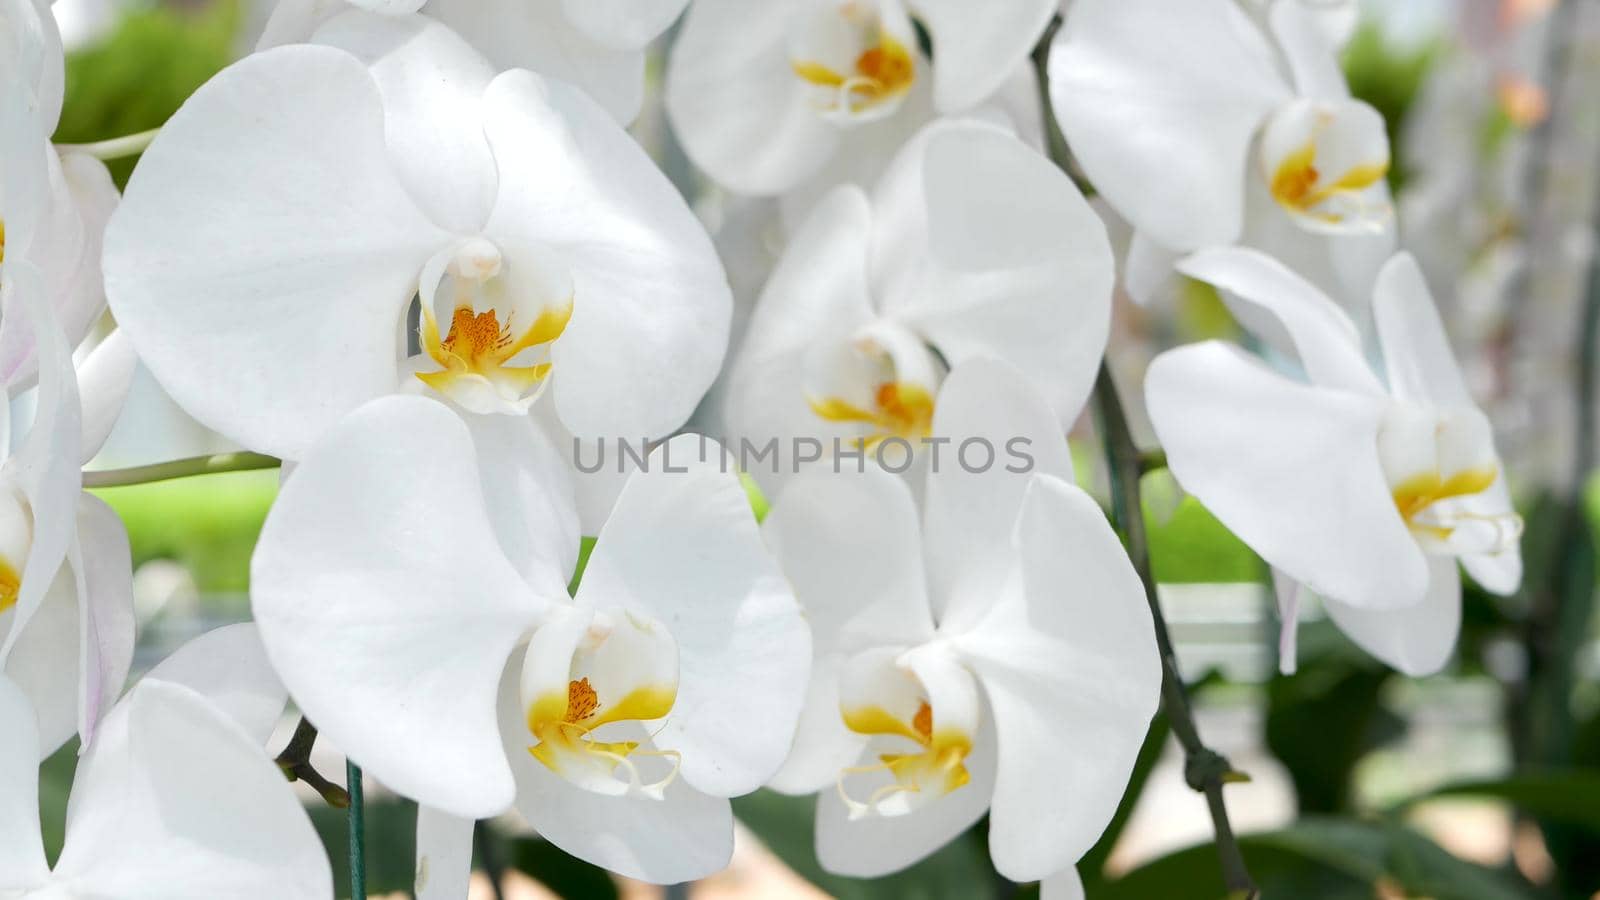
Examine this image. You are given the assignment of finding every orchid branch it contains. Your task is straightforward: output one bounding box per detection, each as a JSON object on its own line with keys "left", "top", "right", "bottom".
{"left": 56, "top": 127, "right": 161, "bottom": 161}
{"left": 274, "top": 717, "right": 351, "bottom": 808}
{"left": 83, "top": 452, "right": 280, "bottom": 488}
{"left": 1030, "top": 16, "right": 1258, "bottom": 897}
{"left": 348, "top": 761, "right": 367, "bottom": 900}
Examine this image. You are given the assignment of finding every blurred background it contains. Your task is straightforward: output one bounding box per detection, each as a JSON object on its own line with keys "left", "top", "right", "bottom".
{"left": 48, "top": 0, "right": 1600, "bottom": 896}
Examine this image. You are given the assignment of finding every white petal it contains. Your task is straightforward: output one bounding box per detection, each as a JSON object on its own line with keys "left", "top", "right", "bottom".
{"left": 51, "top": 680, "right": 333, "bottom": 899}
{"left": 251, "top": 395, "right": 543, "bottom": 818}
{"left": 139, "top": 623, "right": 285, "bottom": 747}
{"left": 1124, "top": 231, "right": 1183, "bottom": 307}
{"left": 76, "top": 328, "right": 136, "bottom": 464}
{"left": 0, "top": 0, "right": 62, "bottom": 151}
{"left": 957, "top": 477, "right": 1160, "bottom": 880}
{"left": 3, "top": 566, "right": 80, "bottom": 756}
{"left": 1373, "top": 252, "right": 1475, "bottom": 409}
{"left": 253, "top": 0, "right": 343, "bottom": 48}
{"left": 877, "top": 121, "right": 1114, "bottom": 421}
{"left": 102, "top": 45, "right": 447, "bottom": 460}
{"left": 560, "top": 0, "right": 687, "bottom": 50}
{"left": 923, "top": 357, "right": 1074, "bottom": 633}
{"left": 53, "top": 150, "right": 120, "bottom": 353}
{"left": 498, "top": 668, "right": 735, "bottom": 883}
{"left": 1176, "top": 246, "right": 1383, "bottom": 396}
{"left": 814, "top": 710, "right": 997, "bottom": 877}
{"left": 0, "top": 262, "right": 81, "bottom": 659}
{"left": 665, "top": 0, "right": 840, "bottom": 194}
{"left": 414, "top": 806, "right": 474, "bottom": 900}
{"left": 0, "top": 674, "right": 48, "bottom": 890}
{"left": 460, "top": 411, "right": 580, "bottom": 595}
{"left": 428, "top": 0, "right": 649, "bottom": 123}
{"left": 723, "top": 187, "right": 876, "bottom": 497}
{"left": 575, "top": 435, "right": 810, "bottom": 798}
{"left": 912, "top": 0, "right": 1055, "bottom": 112}
{"left": 479, "top": 70, "right": 731, "bottom": 441}
{"left": 1042, "top": 867, "right": 1086, "bottom": 900}
{"left": 1048, "top": 0, "right": 1290, "bottom": 250}
{"left": 312, "top": 10, "right": 498, "bottom": 233}
{"left": 1324, "top": 556, "right": 1462, "bottom": 676}
{"left": 68, "top": 494, "right": 134, "bottom": 748}
{"left": 348, "top": 0, "right": 425, "bottom": 11}
{"left": 1269, "top": 0, "right": 1349, "bottom": 99}
{"left": 766, "top": 655, "right": 865, "bottom": 795}
{"left": 1146, "top": 342, "right": 1430, "bottom": 610}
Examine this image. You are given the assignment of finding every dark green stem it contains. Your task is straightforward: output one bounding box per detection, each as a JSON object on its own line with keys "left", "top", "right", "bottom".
{"left": 347, "top": 761, "right": 366, "bottom": 900}
{"left": 82, "top": 451, "right": 280, "bottom": 488}
{"left": 1094, "top": 366, "right": 1258, "bottom": 899}
{"left": 274, "top": 718, "right": 349, "bottom": 808}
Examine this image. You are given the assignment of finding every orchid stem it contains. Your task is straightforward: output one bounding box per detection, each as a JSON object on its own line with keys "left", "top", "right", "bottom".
{"left": 348, "top": 761, "right": 367, "bottom": 900}
{"left": 56, "top": 127, "right": 160, "bottom": 161}
{"left": 83, "top": 452, "right": 280, "bottom": 488}
{"left": 274, "top": 718, "right": 350, "bottom": 808}
{"left": 1093, "top": 365, "right": 1259, "bottom": 898}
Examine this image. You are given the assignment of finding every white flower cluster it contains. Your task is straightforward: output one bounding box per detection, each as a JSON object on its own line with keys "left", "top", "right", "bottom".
{"left": 0, "top": 0, "right": 1520, "bottom": 897}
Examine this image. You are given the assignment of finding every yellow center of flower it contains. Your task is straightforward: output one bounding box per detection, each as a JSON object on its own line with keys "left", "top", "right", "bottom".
{"left": 809, "top": 381, "right": 935, "bottom": 450}
{"left": 0, "top": 557, "right": 18, "bottom": 614}
{"left": 1269, "top": 141, "right": 1389, "bottom": 226}
{"left": 1390, "top": 466, "right": 1503, "bottom": 541}
{"left": 792, "top": 32, "right": 915, "bottom": 115}
{"left": 838, "top": 699, "right": 972, "bottom": 818}
{"left": 416, "top": 298, "right": 572, "bottom": 399}
{"left": 526, "top": 675, "right": 681, "bottom": 798}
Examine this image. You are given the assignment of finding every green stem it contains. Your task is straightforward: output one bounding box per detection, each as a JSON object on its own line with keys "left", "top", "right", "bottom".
{"left": 274, "top": 718, "right": 350, "bottom": 808}
{"left": 347, "top": 761, "right": 366, "bottom": 900}
{"left": 82, "top": 452, "right": 280, "bottom": 489}
{"left": 1094, "top": 366, "right": 1258, "bottom": 899}
{"left": 56, "top": 127, "right": 160, "bottom": 161}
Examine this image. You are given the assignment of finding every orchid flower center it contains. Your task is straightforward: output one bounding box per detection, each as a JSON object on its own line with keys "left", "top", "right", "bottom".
{"left": 0, "top": 218, "right": 7, "bottom": 265}
{"left": 0, "top": 488, "right": 31, "bottom": 616}
{"left": 834, "top": 646, "right": 978, "bottom": 820}
{"left": 806, "top": 322, "right": 941, "bottom": 450}
{"left": 520, "top": 608, "right": 683, "bottom": 800}
{"left": 414, "top": 238, "right": 574, "bottom": 416}
{"left": 1259, "top": 98, "right": 1392, "bottom": 234}
{"left": 789, "top": 2, "right": 917, "bottom": 124}
{"left": 1379, "top": 405, "right": 1523, "bottom": 556}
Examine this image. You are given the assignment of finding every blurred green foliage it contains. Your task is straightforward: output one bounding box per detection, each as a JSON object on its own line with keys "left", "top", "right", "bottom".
{"left": 1343, "top": 24, "right": 1440, "bottom": 193}
{"left": 91, "top": 470, "right": 276, "bottom": 594}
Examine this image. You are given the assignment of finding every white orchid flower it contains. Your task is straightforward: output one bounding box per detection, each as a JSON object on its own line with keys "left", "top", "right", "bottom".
{"left": 1146, "top": 247, "right": 1523, "bottom": 676}
{"left": 1049, "top": 0, "right": 1395, "bottom": 308}
{"left": 723, "top": 118, "right": 1112, "bottom": 495}
{"left": 257, "top": 0, "right": 686, "bottom": 124}
{"left": 0, "top": 625, "right": 330, "bottom": 899}
{"left": 104, "top": 12, "right": 730, "bottom": 463}
{"left": 0, "top": 246, "right": 137, "bottom": 756}
{"left": 1, "top": 0, "right": 120, "bottom": 384}
{"left": 251, "top": 395, "right": 811, "bottom": 884}
{"left": 665, "top": 0, "right": 1055, "bottom": 198}
{"left": 762, "top": 357, "right": 1161, "bottom": 881}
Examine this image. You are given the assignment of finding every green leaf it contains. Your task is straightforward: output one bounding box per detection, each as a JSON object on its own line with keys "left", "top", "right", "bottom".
{"left": 733, "top": 790, "right": 998, "bottom": 900}
{"left": 1146, "top": 495, "right": 1263, "bottom": 584}
{"left": 308, "top": 798, "right": 418, "bottom": 895}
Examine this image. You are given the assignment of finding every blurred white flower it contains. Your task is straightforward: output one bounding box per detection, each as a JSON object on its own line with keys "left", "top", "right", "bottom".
{"left": 0, "top": 624, "right": 329, "bottom": 899}
{"left": 762, "top": 358, "right": 1161, "bottom": 882}
{"left": 1049, "top": 0, "right": 1395, "bottom": 311}
{"left": 258, "top": 0, "right": 687, "bottom": 123}
{"left": 1146, "top": 248, "right": 1523, "bottom": 676}
{"left": 723, "top": 119, "right": 1112, "bottom": 494}
{"left": 666, "top": 0, "right": 1055, "bottom": 197}
{"left": 104, "top": 12, "right": 730, "bottom": 464}
{"left": 251, "top": 396, "right": 810, "bottom": 884}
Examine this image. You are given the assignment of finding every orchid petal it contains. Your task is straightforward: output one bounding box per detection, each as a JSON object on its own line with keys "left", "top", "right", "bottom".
{"left": 252, "top": 395, "right": 543, "bottom": 818}
{"left": 51, "top": 680, "right": 333, "bottom": 898}
{"left": 1049, "top": 0, "right": 1291, "bottom": 250}
{"left": 911, "top": 0, "right": 1055, "bottom": 112}
{"left": 576, "top": 435, "right": 810, "bottom": 798}
{"left": 102, "top": 45, "right": 447, "bottom": 460}
{"left": 666, "top": 0, "right": 839, "bottom": 195}
{"left": 77, "top": 329, "right": 137, "bottom": 465}
{"left": 1146, "top": 341, "right": 1430, "bottom": 610}
{"left": 54, "top": 150, "right": 120, "bottom": 352}
{"left": 69, "top": 494, "right": 134, "bottom": 748}
{"left": 1042, "top": 868, "right": 1086, "bottom": 900}
{"left": 560, "top": 0, "right": 688, "bottom": 51}
{"left": 312, "top": 11, "right": 498, "bottom": 234}
{"left": 1373, "top": 252, "right": 1475, "bottom": 409}
{"left": 923, "top": 358, "right": 1074, "bottom": 633}
{"left": 958, "top": 477, "right": 1159, "bottom": 880}
{"left": 479, "top": 70, "right": 731, "bottom": 441}
{"left": 346, "top": 0, "right": 425, "bottom": 12}
{"left": 1324, "top": 556, "right": 1462, "bottom": 677}
{"left": 414, "top": 806, "right": 474, "bottom": 900}
{"left": 4, "top": 566, "right": 80, "bottom": 756}
{"left": 1269, "top": 0, "right": 1350, "bottom": 99}
{"left": 139, "top": 623, "right": 285, "bottom": 747}
{"left": 0, "top": 674, "right": 48, "bottom": 890}
{"left": 460, "top": 411, "right": 580, "bottom": 597}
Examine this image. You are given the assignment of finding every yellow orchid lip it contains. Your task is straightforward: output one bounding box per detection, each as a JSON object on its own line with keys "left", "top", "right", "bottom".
{"left": 415, "top": 296, "right": 573, "bottom": 406}
{"left": 0, "top": 556, "right": 18, "bottom": 615}
{"left": 792, "top": 31, "right": 915, "bottom": 116}
{"left": 837, "top": 699, "right": 973, "bottom": 819}
{"left": 526, "top": 676, "right": 681, "bottom": 799}
{"left": 1269, "top": 140, "right": 1389, "bottom": 227}
{"left": 809, "top": 380, "right": 935, "bottom": 450}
